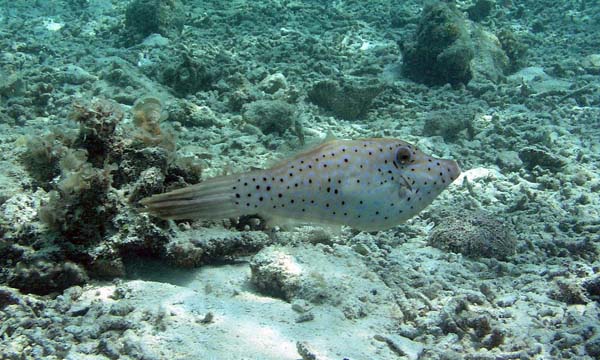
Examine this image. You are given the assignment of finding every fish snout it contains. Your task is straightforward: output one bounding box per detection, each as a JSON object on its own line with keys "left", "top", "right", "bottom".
{"left": 444, "top": 159, "right": 461, "bottom": 182}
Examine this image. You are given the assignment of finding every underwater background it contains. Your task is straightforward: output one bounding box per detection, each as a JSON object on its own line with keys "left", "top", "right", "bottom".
{"left": 0, "top": 0, "right": 599, "bottom": 359}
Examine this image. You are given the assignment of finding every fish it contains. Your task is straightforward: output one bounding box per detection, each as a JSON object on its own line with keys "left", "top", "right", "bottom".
{"left": 140, "top": 138, "right": 461, "bottom": 232}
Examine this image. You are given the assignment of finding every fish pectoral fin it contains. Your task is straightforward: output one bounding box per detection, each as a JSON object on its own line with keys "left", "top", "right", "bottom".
{"left": 263, "top": 215, "right": 302, "bottom": 231}
{"left": 263, "top": 215, "right": 343, "bottom": 237}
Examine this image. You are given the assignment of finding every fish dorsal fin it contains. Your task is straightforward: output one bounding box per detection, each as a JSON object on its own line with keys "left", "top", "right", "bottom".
{"left": 265, "top": 132, "right": 343, "bottom": 169}
{"left": 324, "top": 130, "right": 338, "bottom": 142}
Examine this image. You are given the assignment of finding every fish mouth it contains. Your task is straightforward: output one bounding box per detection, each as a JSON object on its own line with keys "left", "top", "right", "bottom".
{"left": 399, "top": 173, "right": 413, "bottom": 191}
{"left": 446, "top": 159, "right": 461, "bottom": 181}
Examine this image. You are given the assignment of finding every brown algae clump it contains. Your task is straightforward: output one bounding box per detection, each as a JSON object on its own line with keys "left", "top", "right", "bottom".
{"left": 132, "top": 95, "right": 168, "bottom": 135}
{"left": 131, "top": 95, "right": 174, "bottom": 151}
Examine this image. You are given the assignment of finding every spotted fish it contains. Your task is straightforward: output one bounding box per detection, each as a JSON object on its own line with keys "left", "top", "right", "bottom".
{"left": 140, "top": 138, "right": 460, "bottom": 231}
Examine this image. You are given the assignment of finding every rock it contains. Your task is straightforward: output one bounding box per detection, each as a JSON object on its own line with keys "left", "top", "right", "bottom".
{"left": 242, "top": 99, "right": 296, "bottom": 135}
{"left": 295, "top": 312, "right": 314, "bottom": 323}
{"left": 518, "top": 146, "right": 567, "bottom": 170}
{"left": 550, "top": 278, "right": 590, "bottom": 305}
{"left": 497, "top": 28, "right": 527, "bottom": 72}
{"left": 8, "top": 260, "right": 88, "bottom": 295}
{"left": 0, "top": 193, "right": 38, "bottom": 231}
{"left": 401, "top": 2, "right": 474, "bottom": 86}
{"left": 98, "top": 338, "right": 121, "bottom": 359}
{"left": 60, "top": 65, "right": 97, "bottom": 85}
{"left": 167, "top": 227, "right": 272, "bottom": 267}
{"left": 124, "top": 0, "right": 185, "bottom": 45}
{"left": 374, "top": 334, "right": 424, "bottom": 360}
{"left": 141, "top": 33, "right": 170, "bottom": 47}
{"left": 259, "top": 73, "right": 288, "bottom": 94}
{"left": 428, "top": 211, "right": 517, "bottom": 260}
{"left": 0, "top": 72, "right": 25, "bottom": 97}
{"left": 109, "top": 302, "right": 135, "bottom": 316}
{"left": 250, "top": 247, "right": 303, "bottom": 301}
{"left": 160, "top": 48, "right": 223, "bottom": 96}
{"left": 422, "top": 108, "right": 474, "bottom": 142}
{"left": 581, "top": 54, "right": 600, "bottom": 75}
{"left": 467, "top": 0, "right": 495, "bottom": 22}
{"left": 496, "top": 150, "right": 523, "bottom": 171}
{"left": 296, "top": 341, "right": 319, "bottom": 360}
{"left": 496, "top": 294, "right": 517, "bottom": 307}
{"left": 308, "top": 79, "right": 382, "bottom": 120}
{"left": 69, "top": 304, "right": 90, "bottom": 317}
{"left": 582, "top": 276, "right": 600, "bottom": 302}
{"left": 585, "top": 335, "right": 600, "bottom": 357}
{"left": 167, "top": 99, "right": 226, "bottom": 128}
{"left": 0, "top": 286, "right": 22, "bottom": 309}
{"left": 469, "top": 25, "right": 510, "bottom": 84}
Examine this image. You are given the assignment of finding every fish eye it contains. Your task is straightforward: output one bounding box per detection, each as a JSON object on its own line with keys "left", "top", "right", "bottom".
{"left": 395, "top": 146, "right": 413, "bottom": 165}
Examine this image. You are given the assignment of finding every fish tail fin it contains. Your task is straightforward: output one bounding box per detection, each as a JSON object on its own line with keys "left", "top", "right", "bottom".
{"left": 139, "top": 175, "right": 241, "bottom": 220}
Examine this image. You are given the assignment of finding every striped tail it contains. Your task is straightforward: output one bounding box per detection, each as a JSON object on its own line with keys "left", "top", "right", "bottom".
{"left": 139, "top": 175, "right": 242, "bottom": 220}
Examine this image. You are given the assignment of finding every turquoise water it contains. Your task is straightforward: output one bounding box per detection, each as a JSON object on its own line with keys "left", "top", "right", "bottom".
{"left": 0, "top": 1, "right": 599, "bottom": 359}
